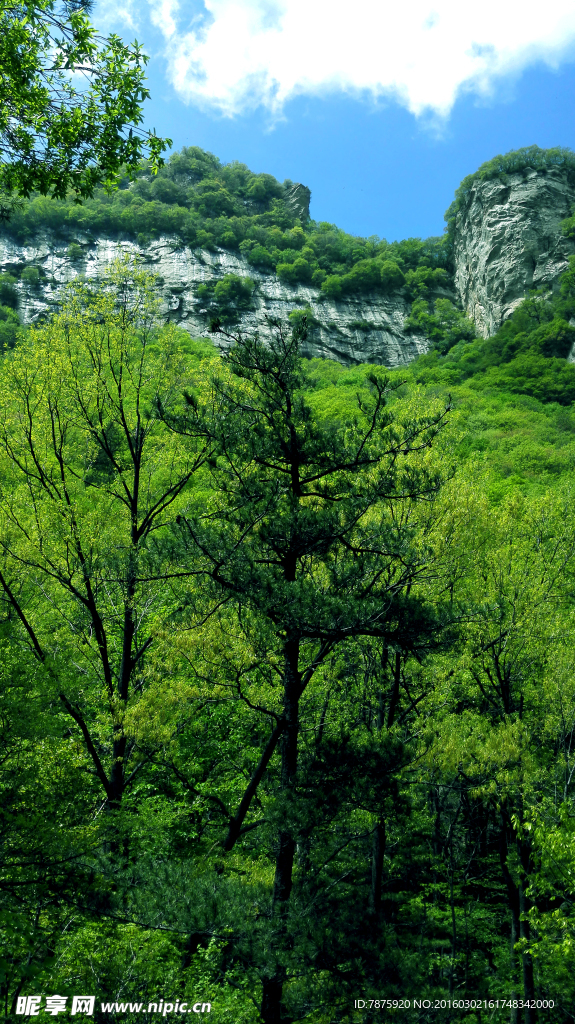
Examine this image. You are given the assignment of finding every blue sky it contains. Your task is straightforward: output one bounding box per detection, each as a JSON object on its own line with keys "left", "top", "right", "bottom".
{"left": 95, "top": 0, "right": 575, "bottom": 242}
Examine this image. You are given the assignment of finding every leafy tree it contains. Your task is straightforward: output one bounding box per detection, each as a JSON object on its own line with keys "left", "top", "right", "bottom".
{"left": 405, "top": 297, "right": 476, "bottom": 354}
{"left": 380, "top": 259, "right": 405, "bottom": 291}
{"left": 20, "top": 265, "right": 40, "bottom": 285}
{"left": 404, "top": 265, "right": 449, "bottom": 298}
{"left": 0, "top": 305, "right": 21, "bottom": 351}
{"left": 0, "top": 259, "right": 214, "bottom": 811}
{"left": 244, "top": 243, "right": 275, "bottom": 270}
{"left": 0, "top": 649, "right": 102, "bottom": 1014}
{"left": 0, "top": 0, "right": 170, "bottom": 211}
{"left": 320, "top": 258, "right": 407, "bottom": 300}
{"left": 319, "top": 272, "right": 343, "bottom": 298}
{"left": 0, "top": 274, "right": 17, "bottom": 308}
{"left": 166, "top": 316, "right": 454, "bottom": 1022}
{"left": 196, "top": 272, "right": 255, "bottom": 326}
{"left": 276, "top": 257, "right": 312, "bottom": 284}
{"left": 431, "top": 487, "right": 575, "bottom": 1019}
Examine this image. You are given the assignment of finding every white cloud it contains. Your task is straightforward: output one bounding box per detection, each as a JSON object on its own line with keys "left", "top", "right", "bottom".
{"left": 149, "top": 0, "right": 180, "bottom": 38}
{"left": 147, "top": 0, "right": 575, "bottom": 118}
{"left": 97, "top": 0, "right": 141, "bottom": 34}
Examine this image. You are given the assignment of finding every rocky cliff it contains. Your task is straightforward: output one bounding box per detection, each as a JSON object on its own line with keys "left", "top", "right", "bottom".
{"left": 2, "top": 161, "right": 575, "bottom": 364}
{"left": 452, "top": 166, "right": 575, "bottom": 338}
{"left": 0, "top": 233, "right": 430, "bottom": 367}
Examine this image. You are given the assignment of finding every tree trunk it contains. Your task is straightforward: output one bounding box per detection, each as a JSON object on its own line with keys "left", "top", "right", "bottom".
{"left": 109, "top": 731, "right": 128, "bottom": 807}
{"left": 518, "top": 838, "right": 536, "bottom": 1024}
{"left": 370, "top": 818, "right": 386, "bottom": 915}
{"left": 260, "top": 641, "right": 300, "bottom": 1024}
{"left": 261, "top": 980, "right": 285, "bottom": 1024}
{"left": 109, "top": 558, "right": 137, "bottom": 807}
{"left": 499, "top": 825, "right": 520, "bottom": 1024}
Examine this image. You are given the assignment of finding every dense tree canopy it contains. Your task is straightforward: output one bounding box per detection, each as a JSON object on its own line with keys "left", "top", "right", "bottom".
{"left": 2, "top": 241, "right": 575, "bottom": 1024}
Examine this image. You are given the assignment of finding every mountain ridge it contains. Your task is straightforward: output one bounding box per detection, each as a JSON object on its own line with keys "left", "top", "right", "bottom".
{"left": 0, "top": 145, "right": 574, "bottom": 366}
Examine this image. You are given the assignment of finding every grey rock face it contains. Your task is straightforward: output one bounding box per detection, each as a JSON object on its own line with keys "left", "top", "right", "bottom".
{"left": 453, "top": 167, "right": 575, "bottom": 337}
{"left": 283, "top": 183, "right": 311, "bottom": 221}
{"left": 0, "top": 233, "right": 428, "bottom": 368}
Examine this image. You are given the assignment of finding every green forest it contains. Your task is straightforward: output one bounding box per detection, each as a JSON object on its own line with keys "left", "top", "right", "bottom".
{"left": 2, "top": 145, "right": 575, "bottom": 1024}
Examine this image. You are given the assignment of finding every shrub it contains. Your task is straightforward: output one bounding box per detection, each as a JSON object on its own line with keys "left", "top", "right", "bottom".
{"left": 320, "top": 275, "right": 343, "bottom": 299}
{"left": 0, "top": 275, "right": 18, "bottom": 308}
{"left": 219, "top": 231, "right": 238, "bottom": 249}
{"left": 343, "top": 258, "right": 381, "bottom": 292}
{"left": 528, "top": 318, "right": 575, "bottom": 359}
{"left": 405, "top": 297, "right": 475, "bottom": 354}
{"left": 404, "top": 266, "right": 449, "bottom": 298}
{"left": 0, "top": 305, "right": 21, "bottom": 350}
{"left": 288, "top": 307, "right": 317, "bottom": 338}
{"left": 380, "top": 260, "right": 405, "bottom": 291}
{"left": 197, "top": 273, "right": 255, "bottom": 324}
{"left": 277, "top": 259, "right": 311, "bottom": 285}
{"left": 21, "top": 266, "right": 40, "bottom": 285}
{"left": 213, "top": 274, "right": 254, "bottom": 309}
{"left": 246, "top": 244, "right": 274, "bottom": 270}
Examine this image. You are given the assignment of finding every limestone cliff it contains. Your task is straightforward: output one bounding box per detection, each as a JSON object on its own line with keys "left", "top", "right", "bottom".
{"left": 3, "top": 160, "right": 575, "bottom": 365}
{"left": 0, "top": 233, "right": 429, "bottom": 367}
{"left": 452, "top": 167, "right": 575, "bottom": 338}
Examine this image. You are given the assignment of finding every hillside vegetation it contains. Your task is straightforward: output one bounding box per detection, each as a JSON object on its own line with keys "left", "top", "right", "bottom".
{"left": 2, "top": 146, "right": 451, "bottom": 298}
{"left": 2, "top": 150, "right": 575, "bottom": 1023}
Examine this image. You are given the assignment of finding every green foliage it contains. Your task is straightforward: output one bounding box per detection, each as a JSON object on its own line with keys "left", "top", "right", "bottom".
{"left": 405, "top": 297, "right": 476, "bottom": 353}
{"left": 0, "top": 274, "right": 17, "bottom": 308}
{"left": 164, "top": 316, "right": 453, "bottom": 1020}
{"left": 320, "top": 272, "right": 343, "bottom": 298}
{"left": 20, "top": 265, "right": 39, "bottom": 284}
{"left": 5, "top": 235, "right": 575, "bottom": 1020}
{"left": 380, "top": 258, "right": 406, "bottom": 291}
{"left": 276, "top": 256, "right": 312, "bottom": 284}
{"left": 561, "top": 208, "right": 575, "bottom": 239}
{"left": 2, "top": 147, "right": 452, "bottom": 296}
{"left": 0, "top": 274, "right": 21, "bottom": 351}
{"left": 0, "top": 0, "right": 170, "bottom": 209}
{"left": 559, "top": 253, "right": 575, "bottom": 300}
{"left": 320, "top": 257, "right": 406, "bottom": 299}
{"left": 445, "top": 145, "right": 575, "bottom": 235}
{"left": 0, "top": 304, "right": 21, "bottom": 351}
{"left": 287, "top": 305, "right": 317, "bottom": 333}
{"left": 416, "top": 258, "right": 575, "bottom": 399}
{"left": 67, "top": 242, "right": 84, "bottom": 261}
{"left": 404, "top": 264, "right": 449, "bottom": 297}
{"left": 242, "top": 242, "right": 274, "bottom": 269}
{"left": 213, "top": 273, "right": 254, "bottom": 308}
{"left": 196, "top": 272, "right": 255, "bottom": 325}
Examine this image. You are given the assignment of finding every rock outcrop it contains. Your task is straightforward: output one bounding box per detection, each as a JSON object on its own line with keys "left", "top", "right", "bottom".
{"left": 283, "top": 183, "right": 312, "bottom": 222}
{"left": 452, "top": 167, "right": 575, "bottom": 337}
{"left": 0, "top": 233, "right": 429, "bottom": 367}
{"left": 3, "top": 162, "right": 575, "bottom": 365}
